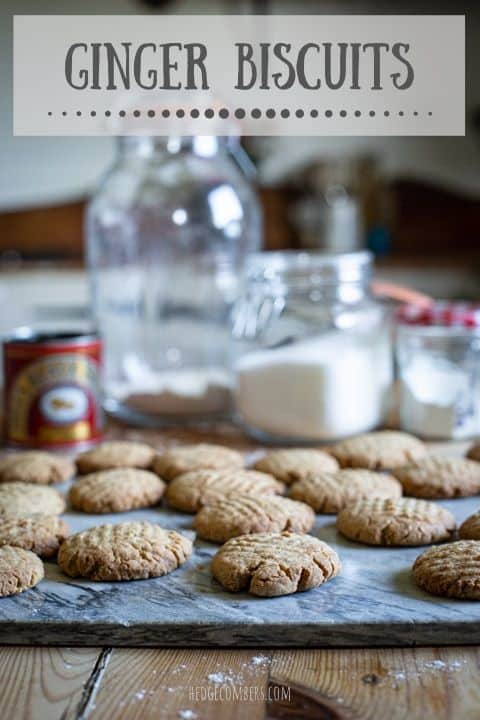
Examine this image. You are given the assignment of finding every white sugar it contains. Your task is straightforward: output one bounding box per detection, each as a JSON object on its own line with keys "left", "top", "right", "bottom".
{"left": 236, "top": 332, "right": 392, "bottom": 440}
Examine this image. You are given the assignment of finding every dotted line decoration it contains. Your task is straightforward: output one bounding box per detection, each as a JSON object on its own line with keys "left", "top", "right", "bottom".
{"left": 47, "top": 109, "right": 434, "bottom": 119}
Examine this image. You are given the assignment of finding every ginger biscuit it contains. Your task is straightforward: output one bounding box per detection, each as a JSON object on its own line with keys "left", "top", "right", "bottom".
{"left": 413, "top": 541, "right": 480, "bottom": 599}
{"left": 166, "top": 468, "right": 284, "bottom": 513}
{"left": 58, "top": 521, "right": 192, "bottom": 581}
{"left": 0, "top": 451, "right": 74, "bottom": 485}
{"left": 0, "top": 546, "right": 44, "bottom": 597}
{"left": 337, "top": 497, "right": 455, "bottom": 546}
{"left": 466, "top": 443, "right": 480, "bottom": 462}
{"left": 76, "top": 441, "right": 155, "bottom": 474}
{"left": 211, "top": 531, "right": 341, "bottom": 597}
{"left": 0, "top": 483, "right": 66, "bottom": 517}
{"left": 194, "top": 495, "right": 315, "bottom": 543}
{"left": 69, "top": 469, "right": 165, "bottom": 514}
{"left": 289, "top": 469, "right": 402, "bottom": 513}
{"left": 152, "top": 444, "right": 243, "bottom": 482}
{"left": 459, "top": 511, "right": 480, "bottom": 540}
{"left": 253, "top": 449, "right": 339, "bottom": 485}
{"left": 330, "top": 431, "right": 427, "bottom": 470}
{"left": 0, "top": 515, "right": 68, "bottom": 558}
{"left": 393, "top": 456, "right": 480, "bottom": 499}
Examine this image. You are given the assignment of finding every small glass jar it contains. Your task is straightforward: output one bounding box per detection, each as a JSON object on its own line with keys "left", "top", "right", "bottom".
{"left": 396, "top": 303, "right": 480, "bottom": 439}
{"left": 86, "top": 135, "right": 262, "bottom": 426}
{"left": 232, "top": 251, "right": 393, "bottom": 443}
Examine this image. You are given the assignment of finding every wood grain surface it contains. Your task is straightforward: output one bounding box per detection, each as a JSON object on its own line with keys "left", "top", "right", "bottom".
{"left": 0, "top": 646, "right": 102, "bottom": 720}
{"left": 1, "top": 646, "right": 477, "bottom": 720}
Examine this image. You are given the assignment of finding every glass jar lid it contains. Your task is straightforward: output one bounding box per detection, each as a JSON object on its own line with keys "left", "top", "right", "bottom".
{"left": 246, "top": 250, "right": 372, "bottom": 288}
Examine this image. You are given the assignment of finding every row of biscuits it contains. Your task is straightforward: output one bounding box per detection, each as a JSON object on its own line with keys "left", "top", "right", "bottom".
{"left": 1, "top": 431, "right": 480, "bottom": 598}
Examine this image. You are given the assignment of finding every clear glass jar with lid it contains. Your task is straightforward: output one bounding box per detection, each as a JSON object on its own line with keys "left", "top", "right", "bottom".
{"left": 86, "top": 135, "right": 262, "bottom": 426}
{"left": 232, "top": 251, "right": 393, "bottom": 443}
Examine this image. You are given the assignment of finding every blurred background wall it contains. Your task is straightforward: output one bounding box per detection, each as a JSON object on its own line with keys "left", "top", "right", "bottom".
{"left": 0, "top": 0, "right": 479, "bottom": 267}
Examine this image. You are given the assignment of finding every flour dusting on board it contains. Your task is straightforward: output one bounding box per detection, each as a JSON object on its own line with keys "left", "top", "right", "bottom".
{"left": 241, "top": 654, "right": 272, "bottom": 672}
{"left": 207, "top": 670, "right": 243, "bottom": 685}
{"left": 250, "top": 654, "right": 271, "bottom": 667}
{"left": 384, "top": 657, "right": 467, "bottom": 688}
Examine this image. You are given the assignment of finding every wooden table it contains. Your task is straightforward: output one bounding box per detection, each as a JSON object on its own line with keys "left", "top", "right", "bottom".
{"left": 2, "top": 646, "right": 480, "bottom": 719}
{"left": 1, "top": 423, "right": 479, "bottom": 720}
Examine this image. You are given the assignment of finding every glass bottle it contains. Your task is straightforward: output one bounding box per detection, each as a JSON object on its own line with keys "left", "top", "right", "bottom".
{"left": 86, "top": 135, "right": 262, "bottom": 425}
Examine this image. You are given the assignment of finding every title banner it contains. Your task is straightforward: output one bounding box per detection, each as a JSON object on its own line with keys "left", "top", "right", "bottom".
{"left": 14, "top": 15, "right": 465, "bottom": 136}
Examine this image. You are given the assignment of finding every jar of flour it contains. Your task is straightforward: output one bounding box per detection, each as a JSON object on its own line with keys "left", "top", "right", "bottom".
{"left": 233, "top": 251, "right": 393, "bottom": 443}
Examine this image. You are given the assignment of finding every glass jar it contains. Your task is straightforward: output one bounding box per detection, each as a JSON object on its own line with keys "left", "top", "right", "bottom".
{"left": 86, "top": 135, "right": 262, "bottom": 426}
{"left": 396, "top": 303, "right": 480, "bottom": 439}
{"left": 232, "top": 251, "right": 393, "bottom": 443}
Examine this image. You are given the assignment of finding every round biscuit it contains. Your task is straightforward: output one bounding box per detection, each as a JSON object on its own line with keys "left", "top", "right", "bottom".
{"left": 0, "top": 451, "right": 74, "bottom": 485}
{"left": 337, "top": 497, "right": 455, "bottom": 546}
{"left": 194, "top": 495, "right": 315, "bottom": 543}
{"left": 330, "top": 431, "right": 427, "bottom": 470}
{"left": 152, "top": 444, "right": 243, "bottom": 482}
{"left": 58, "top": 521, "right": 192, "bottom": 581}
{"left": 0, "top": 546, "right": 44, "bottom": 597}
{"left": 413, "top": 540, "right": 480, "bottom": 599}
{"left": 211, "top": 531, "right": 341, "bottom": 597}
{"left": 166, "top": 468, "right": 284, "bottom": 513}
{"left": 289, "top": 469, "right": 401, "bottom": 513}
{"left": 76, "top": 441, "right": 155, "bottom": 474}
{"left": 69, "top": 469, "right": 165, "bottom": 513}
{"left": 253, "top": 448, "right": 338, "bottom": 485}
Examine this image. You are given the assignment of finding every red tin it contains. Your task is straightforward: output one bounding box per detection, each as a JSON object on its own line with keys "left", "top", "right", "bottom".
{"left": 3, "top": 330, "right": 103, "bottom": 449}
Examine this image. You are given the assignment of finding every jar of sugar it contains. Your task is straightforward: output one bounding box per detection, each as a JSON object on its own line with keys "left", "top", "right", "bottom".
{"left": 232, "top": 251, "right": 393, "bottom": 443}
{"left": 396, "top": 303, "right": 480, "bottom": 440}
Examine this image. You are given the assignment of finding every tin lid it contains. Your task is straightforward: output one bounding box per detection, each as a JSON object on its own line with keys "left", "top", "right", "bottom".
{"left": 3, "top": 327, "right": 100, "bottom": 346}
{"left": 396, "top": 302, "right": 480, "bottom": 328}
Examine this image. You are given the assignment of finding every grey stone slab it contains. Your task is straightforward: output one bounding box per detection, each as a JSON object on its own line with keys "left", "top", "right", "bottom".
{"left": 1, "top": 483, "right": 480, "bottom": 647}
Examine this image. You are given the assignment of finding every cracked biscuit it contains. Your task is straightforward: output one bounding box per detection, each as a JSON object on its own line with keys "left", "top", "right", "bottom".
{"left": 211, "top": 531, "right": 341, "bottom": 597}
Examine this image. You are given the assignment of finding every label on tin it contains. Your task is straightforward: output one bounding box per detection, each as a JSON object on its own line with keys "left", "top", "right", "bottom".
{"left": 4, "top": 340, "right": 103, "bottom": 448}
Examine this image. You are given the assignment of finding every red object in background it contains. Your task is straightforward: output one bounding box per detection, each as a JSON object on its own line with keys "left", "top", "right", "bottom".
{"left": 3, "top": 331, "right": 103, "bottom": 449}
{"left": 396, "top": 302, "right": 480, "bottom": 328}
